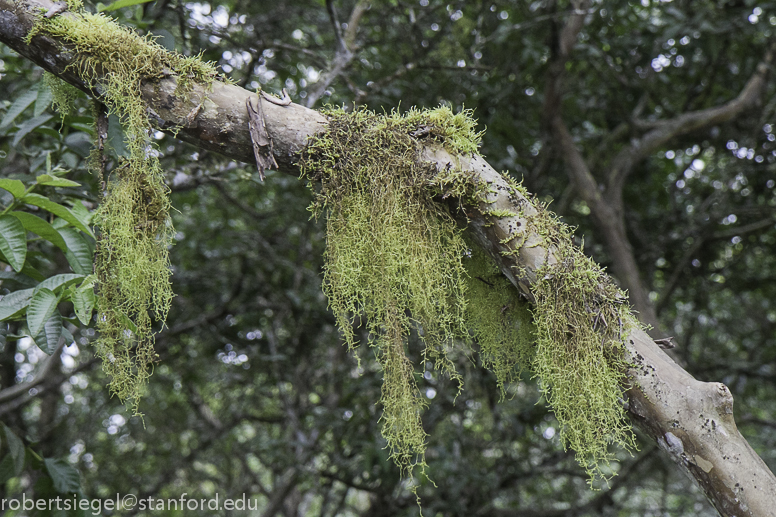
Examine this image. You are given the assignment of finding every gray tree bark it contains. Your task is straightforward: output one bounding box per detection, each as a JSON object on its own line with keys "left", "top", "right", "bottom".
{"left": 1, "top": 0, "right": 775, "bottom": 514}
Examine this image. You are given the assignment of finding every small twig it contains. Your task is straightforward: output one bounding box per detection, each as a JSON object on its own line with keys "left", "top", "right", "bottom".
{"left": 260, "top": 88, "right": 292, "bottom": 106}
{"left": 325, "top": 0, "right": 346, "bottom": 54}
{"left": 654, "top": 337, "right": 675, "bottom": 350}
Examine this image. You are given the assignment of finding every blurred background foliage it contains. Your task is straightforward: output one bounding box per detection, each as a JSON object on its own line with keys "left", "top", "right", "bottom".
{"left": 0, "top": 0, "right": 775, "bottom": 515}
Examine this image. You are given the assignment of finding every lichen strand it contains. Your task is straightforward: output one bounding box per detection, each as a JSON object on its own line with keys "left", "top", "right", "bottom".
{"left": 301, "top": 106, "right": 636, "bottom": 487}
{"left": 31, "top": 8, "right": 218, "bottom": 411}
{"left": 300, "top": 106, "right": 483, "bottom": 479}
{"left": 43, "top": 72, "right": 80, "bottom": 119}
{"left": 528, "top": 203, "right": 638, "bottom": 483}
{"left": 463, "top": 241, "right": 535, "bottom": 395}
{"left": 94, "top": 164, "right": 173, "bottom": 412}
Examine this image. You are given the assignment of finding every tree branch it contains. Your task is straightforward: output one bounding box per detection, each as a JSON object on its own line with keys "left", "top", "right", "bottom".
{"left": 552, "top": 116, "right": 662, "bottom": 332}
{"left": 607, "top": 45, "right": 775, "bottom": 196}
{"left": 541, "top": 0, "right": 662, "bottom": 332}
{"left": 305, "top": 0, "right": 369, "bottom": 108}
{"left": 0, "top": 339, "right": 65, "bottom": 404}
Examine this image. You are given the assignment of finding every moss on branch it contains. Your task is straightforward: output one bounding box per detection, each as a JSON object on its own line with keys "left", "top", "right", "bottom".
{"left": 30, "top": 4, "right": 218, "bottom": 412}
{"left": 301, "top": 105, "right": 637, "bottom": 488}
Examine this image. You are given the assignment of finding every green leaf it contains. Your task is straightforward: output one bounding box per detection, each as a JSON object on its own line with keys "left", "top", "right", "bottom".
{"left": 98, "top": 0, "right": 153, "bottom": 11}
{"left": 0, "top": 271, "right": 36, "bottom": 288}
{"left": 20, "top": 262, "right": 45, "bottom": 282}
{"left": 59, "top": 228, "right": 93, "bottom": 275}
{"left": 32, "top": 310, "right": 63, "bottom": 355}
{"left": 0, "top": 179, "right": 26, "bottom": 199}
{"left": 61, "top": 325, "right": 74, "bottom": 344}
{"left": 117, "top": 310, "right": 138, "bottom": 335}
{"left": 9, "top": 212, "right": 68, "bottom": 252}
{"left": 36, "top": 174, "right": 81, "bottom": 188}
{"left": 44, "top": 458, "right": 81, "bottom": 494}
{"left": 34, "top": 81, "right": 53, "bottom": 117}
{"left": 64, "top": 132, "right": 93, "bottom": 158}
{"left": 0, "top": 288, "right": 34, "bottom": 321}
{"left": 107, "top": 114, "right": 129, "bottom": 158}
{"left": 68, "top": 200, "right": 94, "bottom": 229}
{"left": 27, "top": 287, "right": 58, "bottom": 337}
{"left": 151, "top": 28, "right": 176, "bottom": 51}
{"left": 0, "top": 89, "right": 38, "bottom": 131}
{"left": 35, "top": 127, "right": 60, "bottom": 139}
{"left": 68, "top": 122, "right": 95, "bottom": 133}
{"left": 3, "top": 424, "right": 26, "bottom": 477}
{"left": 22, "top": 193, "right": 94, "bottom": 237}
{"left": 0, "top": 214, "right": 28, "bottom": 272}
{"left": 72, "top": 279, "right": 96, "bottom": 325}
{"left": 39, "top": 273, "right": 85, "bottom": 293}
{"left": 12, "top": 113, "right": 54, "bottom": 147}
{"left": 0, "top": 455, "right": 15, "bottom": 484}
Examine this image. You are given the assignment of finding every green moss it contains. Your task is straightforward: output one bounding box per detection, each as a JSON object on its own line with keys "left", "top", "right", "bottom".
{"left": 43, "top": 72, "right": 80, "bottom": 119}
{"left": 531, "top": 246, "right": 637, "bottom": 482}
{"left": 301, "top": 106, "right": 636, "bottom": 488}
{"left": 503, "top": 191, "right": 638, "bottom": 484}
{"left": 32, "top": 9, "right": 218, "bottom": 412}
{"left": 463, "top": 242, "right": 534, "bottom": 395}
{"left": 486, "top": 208, "right": 519, "bottom": 218}
{"left": 301, "top": 106, "right": 479, "bottom": 480}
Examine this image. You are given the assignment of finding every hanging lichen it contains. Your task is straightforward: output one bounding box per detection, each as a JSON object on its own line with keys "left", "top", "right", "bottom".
{"left": 301, "top": 106, "right": 637, "bottom": 488}
{"left": 29, "top": 5, "right": 218, "bottom": 412}
{"left": 486, "top": 184, "right": 638, "bottom": 483}
{"left": 463, "top": 241, "right": 535, "bottom": 394}
{"left": 301, "top": 106, "right": 485, "bottom": 480}
{"left": 531, "top": 237, "right": 637, "bottom": 483}
{"left": 43, "top": 72, "right": 80, "bottom": 119}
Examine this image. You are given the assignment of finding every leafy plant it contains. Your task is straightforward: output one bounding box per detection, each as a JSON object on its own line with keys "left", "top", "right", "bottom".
{"left": 0, "top": 161, "right": 96, "bottom": 355}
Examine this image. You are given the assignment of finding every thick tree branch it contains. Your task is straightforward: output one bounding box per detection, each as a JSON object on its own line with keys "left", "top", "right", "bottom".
{"left": 2, "top": 1, "right": 776, "bottom": 514}
{"left": 543, "top": 7, "right": 773, "bottom": 336}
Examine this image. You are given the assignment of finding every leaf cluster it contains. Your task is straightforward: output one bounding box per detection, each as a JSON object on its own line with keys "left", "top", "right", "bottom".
{"left": 0, "top": 167, "right": 95, "bottom": 355}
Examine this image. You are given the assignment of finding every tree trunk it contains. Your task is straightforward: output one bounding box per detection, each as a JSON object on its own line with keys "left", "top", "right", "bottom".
{"left": 1, "top": 0, "right": 775, "bottom": 514}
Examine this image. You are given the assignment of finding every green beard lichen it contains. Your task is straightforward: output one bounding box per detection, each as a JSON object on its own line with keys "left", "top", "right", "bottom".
{"left": 30, "top": 6, "right": 218, "bottom": 412}
{"left": 463, "top": 241, "right": 535, "bottom": 394}
{"left": 301, "top": 106, "right": 482, "bottom": 480}
{"left": 301, "top": 106, "right": 637, "bottom": 488}
{"left": 493, "top": 184, "right": 638, "bottom": 484}
{"left": 43, "top": 72, "right": 80, "bottom": 119}
{"left": 532, "top": 239, "right": 637, "bottom": 484}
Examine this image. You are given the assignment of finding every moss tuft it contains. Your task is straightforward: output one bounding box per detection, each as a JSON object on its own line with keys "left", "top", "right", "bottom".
{"left": 43, "top": 72, "right": 80, "bottom": 119}
{"left": 463, "top": 242, "right": 535, "bottom": 395}
{"left": 532, "top": 243, "right": 637, "bottom": 483}
{"left": 506, "top": 196, "right": 638, "bottom": 484}
{"left": 32, "top": 9, "right": 218, "bottom": 412}
{"left": 301, "top": 105, "right": 636, "bottom": 487}
{"left": 301, "top": 106, "right": 481, "bottom": 479}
